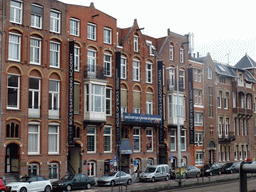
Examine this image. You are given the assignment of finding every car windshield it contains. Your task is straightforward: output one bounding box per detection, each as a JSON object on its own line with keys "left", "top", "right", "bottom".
{"left": 222, "top": 163, "right": 233, "bottom": 168}
{"left": 203, "top": 164, "right": 211, "bottom": 169}
{"left": 18, "top": 177, "right": 31, "bottom": 182}
{"left": 61, "top": 175, "right": 74, "bottom": 181}
{"left": 105, "top": 172, "right": 116, "bottom": 176}
{"left": 144, "top": 167, "right": 156, "bottom": 173}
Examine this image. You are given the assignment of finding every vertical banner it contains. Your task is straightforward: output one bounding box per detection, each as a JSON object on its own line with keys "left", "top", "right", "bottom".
{"left": 115, "top": 52, "right": 121, "bottom": 145}
{"left": 68, "top": 41, "right": 75, "bottom": 146}
{"left": 158, "top": 61, "right": 164, "bottom": 144}
{"left": 188, "top": 68, "right": 194, "bottom": 144}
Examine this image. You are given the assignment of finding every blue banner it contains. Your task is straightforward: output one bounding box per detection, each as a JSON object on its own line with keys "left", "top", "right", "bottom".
{"left": 123, "top": 113, "right": 162, "bottom": 124}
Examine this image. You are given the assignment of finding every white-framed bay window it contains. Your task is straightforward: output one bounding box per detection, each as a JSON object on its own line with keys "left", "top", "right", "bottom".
{"left": 10, "top": 0, "right": 22, "bottom": 24}
{"left": 8, "top": 33, "right": 21, "bottom": 61}
{"left": 28, "top": 123, "right": 40, "bottom": 155}
{"left": 48, "top": 124, "right": 59, "bottom": 154}
{"left": 7, "top": 74, "right": 20, "bottom": 109}
{"left": 30, "top": 37, "right": 41, "bottom": 65}
{"left": 49, "top": 80, "right": 60, "bottom": 119}
{"left": 133, "top": 127, "right": 140, "bottom": 152}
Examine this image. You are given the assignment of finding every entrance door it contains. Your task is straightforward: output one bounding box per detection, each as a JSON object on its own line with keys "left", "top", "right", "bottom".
{"left": 6, "top": 144, "right": 19, "bottom": 173}
{"left": 121, "top": 154, "right": 130, "bottom": 173}
{"left": 68, "top": 145, "right": 81, "bottom": 174}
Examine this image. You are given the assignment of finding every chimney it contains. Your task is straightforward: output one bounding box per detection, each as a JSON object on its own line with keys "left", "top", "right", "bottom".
{"left": 197, "top": 52, "right": 199, "bottom": 58}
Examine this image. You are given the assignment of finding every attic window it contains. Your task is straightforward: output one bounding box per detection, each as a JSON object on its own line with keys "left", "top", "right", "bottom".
{"left": 134, "top": 35, "right": 138, "bottom": 52}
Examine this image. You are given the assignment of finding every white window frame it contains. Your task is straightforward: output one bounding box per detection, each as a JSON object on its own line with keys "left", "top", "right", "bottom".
{"left": 104, "top": 27, "right": 112, "bottom": 44}
{"left": 49, "top": 163, "right": 59, "bottom": 180}
{"left": 195, "top": 151, "right": 203, "bottom": 166}
{"left": 233, "top": 91, "right": 236, "bottom": 108}
{"left": 50, "top": 9, "right": 61, "bottom": 33}
{"left": 28, "top": 123, "right": 40, "bottom": 155}
{"left": 49, "top": 80, "right": 60, "bottom": 119}
{"left": 170, "top": 45, "right": 174, "bottom": 60}
{"left": 91, "top": 84, "right": 105, "bottom": 113}
{"left": 121, "top": 56, "right": 127, "bottom": 79}
{"left": 7, "top": 74, "right": 20, "bottom": 109}
{"left": 225, "top": 118, "right": 229, "bottom": 137}
{"left": 87, "top": 161, "right": 96, "bottom": 177}
{"left": 168, "top": 67, "right": 175, "bottom": 88}
{"left": 146, "top": 128, "right": 153, "bottom": 152}
{"left": 106, "top": 87, "right": 112, "bottom": 116}
{"left": 31, "top": 4, "right": 43, "bottom": 29}
{"left": 194, "top": 69, "right": 197, "bottom": 82}
{"left": 87, "top": 126, "right": 96, "bottom": 153}
{"left": 224, "top": 92, "right": 229, "bottom": 109}
{"left": 70, "top": 18, "right": 80, "bottom": 36}
{"left": 50, "top": 41, "right": 60, "bottom": 68}
{"left": 195, "top": 132, "right": 203, "bottom": 146}
{"left": 218, "top": 91, "right": 222, "bottom": 108}
{"left": 133, "top": 59, "right": 140, "bottom": 81}
{"left": 104, "top": 53, "right": 112, "bottom": 77}
{"left": 179, "top": 69, "right": 185, "bottom": 89}
{"left": 194, "top": 90, "right": 198, "bottom": 104}
{"left": 87, "top": 23, "right": 96, "bottom": 41}
{"left": 10, "top": 0, "right": 22, "bottom": 24}
{"left": 29, "top": 77, "right": 41, "bottom": 117}
{"left": 235, "top": 145, "right": 238, "bottom": 160}
{"left": 48, "top": 124, "right": 59, "bottom": 154}
{"left": 219, "top": 117, "right": 223, "bottom": 137}
{"left": 28, "top": 164, "right": 39, "bottom": 176}
{"left": 74, "top": 46, "right": 80, "bottom": 71}
{"left": 133, "top": 127, "right": 141, "bottom": 152}
{"left": 8, "top": 33, "right": 21, "bottom": 62}
{"left": 134, "top": 35, "right": 139, "bottom": 52}
{"left": 198, "top": 70, "right": 202, "bottom": 82}
{"left": 181, "top": 129, "right": 186, "bottom": 151}
{"left": 87, "top": 49, "right": 96, "bottom": 74}
{"left": 180, "top": 48, "right": 184, "bottom": 63}
{"left": 198, "top": 90, "right": 202, "bottom": 105}
{"left": 103, "top": 126, "right": 112, "bottom": 153}
{"left": 146, "top": 62, "right": 153, "bottom": 83}
{"left": 208, "top": 67, "right": 212, "bottom": 79}
{"left": 170, "top": 129, "right": 176, "bottom": 151}
{"left": 146, "top": 100, "right": 153, "bottom": 115}
{"left": 194, "top": 113, "right": 203, "bottom": 126}
{"left": 30, "top": 37, "right": 41, "bottom": 65}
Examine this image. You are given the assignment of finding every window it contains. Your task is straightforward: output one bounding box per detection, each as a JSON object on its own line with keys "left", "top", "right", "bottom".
{"left": 121, "top": 56, "right": 127, "bottom": 79}
{"left": 30, "top": 37, "right": 41, "bottom": 65}
{"left": 50, "top": 9, "right": 61, "bottom": 33}
{"left": 247, "top": 94, "right": 252, "bottom": 109}
{"left": 87, "top": 49, "right": 96, "bottom": 74}
{"left": 9, "top": 33, "right": 21, "bottom": 61}
{"left": 195, "top": 152, "right": 203, "bottom": 166}
{"left": 194, "top": 90, "right": 198, "bottom": 104}
{"left": 104, "top": 126, "right": 112, "bottom": 152}
{"left": 235, "top": 145, "right": 238, "bottom": 160}
{"left": 104, "top": 27, "right": 112, "bottom": 44}
{"left": 233, "top": 91, "right": 237, "bottom": 108}
{"left": 49, "top": 80, "right": 59, "bottom": 118}
{"left": 29, "top": 77, "right": 40, "bottom": 117}
{"left": 91, "top": 84, "right": 105, "bottom": 112}
{"left": 70, "top": 18, "right": 80, "bottom": 36}
{"left": 170, "top": 45, "right": 174, "bottom": 60}
{"left": 28, "top": 124, "right": 40, "bottom": 154}
{"left": 224, "top": 92, "right": 229, "bottom": 109}
{"left": 133, "top": 59, "right": 140, "bottom": 81}
{"left": 48, "top": 125, "right": 59, "bottom": 154}
{"left": 194, "top": 69, "right": 197, "bottom": 82}
{"left": 87, "top": 161, "right": 96, "bottom": 177}
{"left": 74, "top": 83, "right": 80, "bottom": 114}
{"left": 50, "top": 41, "right": 60, "bottom": 68}
{"left": 28, "top": 164, "right": 39, "bottom": 176}
{"left": 225, "top": 118, "right": 229, "bottom": 137}
{"left": 220, "top": 76, "right": 226, "bottom": 84}
{"left": 179, "top": 69, "right": 185, "bottom": 89}
{"left": 6, "top": 123, "right": 19, "bottom": 138}
{"left": 106, "top": 87, "right": 112, "bottom": 115}
{"left": 146, "top": 100, "right": 153, "bottom": 115}
{"left": 198, "top": 70, "right": 202, "bottom": 82}
{"left": 133, "top": 90, "right": 140, "bottom": 114}
{"left": 180, "top": 48, "right": 184, "bottom": 63}
{"left": 133, "top": 128, "right": 140, "bottom": 152}
{"left": 240, "top": 93, "right": 245, "bottom": 108}
{"left": 238, "top": 73, "right": 244, "bottom": 86}
{"left": 195, "top": 132, "right": 203, "bottom": 146}
{"left": 134, "top": 35, "right": 138, "bottom": 52}
{"left": 170, "top": 129, "right": 176, "bottom": 151}
{"left": 10, "top": 0, "right": 22, "bottom": 24}
{"left": 146, "top": 62, "right": 153, "bottom": 83}
{"left": 219, "top": 117, "right": 223, "bottom": 137}
{"left": 194, "top": 113, "right": 203, "bottom": 126}
{"left": 87, "top": 126, "right": 96, "bottom": 152}
{"left": 181, "top": 130, "right": 186, "bottom": 151}
{"left": 49, "top": 163, "right": 58, "bottom": 179}
{"left": 87, "top": 23, "right": 96, "bottom": 40}
{"left": 146, "top": 128, "right": 153, "bottom": 152}
{"left": 208, "top": 67, "right": 212, "bottom": 79}
{"left": 31, "top": 4, "right": 43, "bottom": 29}
{"left": 7, "top": 74, "right": 20, "bottom": 109}
{"left": 74, "top": 46, "right": 80, "bottom": 71}
{"left": 198, "top": 90, "right": 202, "bottom": 105}
{"left": 104, "top": 53, "right": 112, "bottom": 77}
{"left": 168, "top": 67, "right": 175, "bottom": 89}
{"left": 208, "top": 86, "right": 213, "bottom": 117}
{"left": 218, "top": 91, "right": 222, "bottom": 108}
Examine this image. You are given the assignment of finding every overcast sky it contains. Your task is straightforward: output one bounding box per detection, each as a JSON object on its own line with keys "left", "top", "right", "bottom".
{"left": 60, "top": 0, "right": 256, "bottom": 66}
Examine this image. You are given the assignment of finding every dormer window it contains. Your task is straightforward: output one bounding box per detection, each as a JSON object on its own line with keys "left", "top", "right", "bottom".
{"left": 134, "top": 35, "right": 138, "bottom": 52}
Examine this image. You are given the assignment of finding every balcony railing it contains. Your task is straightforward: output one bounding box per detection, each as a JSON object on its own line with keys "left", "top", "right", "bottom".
{"left": 83, "top": 65, "right": 106, "bottom": 80}
{"left": 167, "top": 80, "right": 184, "bottom": 92}
{"left": 218, "top": 131, "right": 236, "bottom": 142}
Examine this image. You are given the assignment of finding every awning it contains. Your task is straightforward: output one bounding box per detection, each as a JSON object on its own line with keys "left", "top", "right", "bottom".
{"left": 120, "top": 140, "right": 133, "bottom": 154}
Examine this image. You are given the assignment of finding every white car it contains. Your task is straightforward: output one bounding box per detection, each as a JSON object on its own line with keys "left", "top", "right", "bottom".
{"left": 6, "top": 175, "right": 52, "bottom": 192}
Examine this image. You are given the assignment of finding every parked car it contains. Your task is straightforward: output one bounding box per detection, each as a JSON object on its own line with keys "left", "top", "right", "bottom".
{"left": 51, "top": 174, "right": 95, "bottom": 191}
{"left": 220, "top": 163, "right": 234, "bottom": 174}
{"left": 139, "top": 164, "right": 170, "bottom": 182}
{"left": 225, "top": 162, "right": 241, "bottom": 174}
{"left": 0, "top": 178, "right": 7, "bottom": 192}
{"left": 5, "top": 175, "right": 51, "bottom": 192}
{"left": 97, "top": 171, "right": 132, "bottom": 186}
{"left": 201, "top": 163, "right": 222, "bottom": 176}
{"left": 185, "top": 166, "right": 201, "bottom": 178}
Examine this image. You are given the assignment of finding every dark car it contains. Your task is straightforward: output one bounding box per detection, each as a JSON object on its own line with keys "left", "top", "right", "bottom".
{"left": 220, "top": 163, "right": 233, "bottom": 174}
{"left": 185, "top": 166, "right": 201, "bottom": 178}
{"left": 0, "top": 178, "right": 7, "bottom": 192}
{"left": 222, "top": 162, "right": 241, "bottom": 174}
{"left": 52, "top": 174, "right": 95, "bottom": 191}
{"left": 201, "top": 163, "right": 222, "bottom": 176}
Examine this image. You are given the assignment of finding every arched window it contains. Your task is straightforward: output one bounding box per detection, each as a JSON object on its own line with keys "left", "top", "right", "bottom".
{"left": 6, "top": 122, "right": 19, "bottom": 138}
{"left": 28, "top": 163, "right": 39, "bottom": 176}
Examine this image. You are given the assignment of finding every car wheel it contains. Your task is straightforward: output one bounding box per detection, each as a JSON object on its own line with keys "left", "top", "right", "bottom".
{"left": 20, "top": 187, "right": 27, "bottom": 192}
{"left": 66, "top": 185, "right": 72, "bottom": 191}
{"left": 209, "top": 172, "right": 213, "bottom": 176}
{"left": 127, "top": 179, "right": 132, "bottom": 185}
{"left": 218, "top": 170, "right": 221, "bottom": 175}
{"left": 110, "top": 180, "right": 115, "bottom": 186}
{"left": 151, "top": 177, "right": 155, "bottom": 182}
{"left": 44, "top": 185, "right": 51, "bottom": 192}
{"left": 165, "top": 176, "right": 169, "bottom": 181}
{"left": 86, "top": 183, "right": 91, "bottom": 189}
{"left": 196, "top": 172, "right": 200, "bottom": 178}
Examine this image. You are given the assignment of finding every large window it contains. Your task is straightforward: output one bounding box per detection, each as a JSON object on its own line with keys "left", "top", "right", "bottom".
{"left": 146, "top": 92, "right": 153, "bottom": 115}
{"left": 7, "top": 74, "right": 20, "bottom": 109}
{"left": 49, "top": 80, "right": 59, "bottom": 118}
{"left": 91, "top": 84, "right": 105, "bottom": 112}
{"left": 146, "top": 62, "right": 153, "bottom": 83}
{"left": 219, "top": 117, "right": 223, "bottom": 137}
{"left": 28, "top": 164, "right": 39, "bottom": 176}
{"left": 224, "top": 92, "right": 229, "bottom": 109}
{"left": 87, "top": 127, "right": 96, "bottom": 153}
{"left": 31, "top": 4, "right": 43, "bottom": 29}
{"left": 133, "top": 59, "right": 140, "bottom": 81}
{"left": 70, "top": 18, "right": 80, "bottom": 36}
{"left": 10, "top": 0, "right": 22, "bottom": 24}
{"left": 146, "top": 128, "right": 153, "bottom": 152}
{"left": 49, "top": 163, "right": 58, "bottom": 179}
{"left": 195, "top": 152, "right": 203, "bottom": 166}
{"left": 30, "top": 37, "right": 41, "bottom": 65}
{"left": 170, "top": 129, "right": 176, "bottom": 151}
{"left": 106, "top": 87, "right": 112, "bottom": 115}
{"left": 121, "top": 56, "right": 127, "bottom": 79}
{"left": 181, "top": 130, "right": 186, "bottom": 151}
{"left": 87, "top": 23, "right": 96, "bottom": 40}
{"left": 74, "top": 46, "right": 80, "bottom": 71}
{"left": 9, "top": 33, "right": 21, "bottom": 61}
{"left": 104, "top": 126, "right": 112, "bottom": 152}
{"left": 168, "top": 67, "right": 175, "bottom": 88}
{"left": 194, "top": 113, "right": 203, "bottom": 126}
{"left": 179, "top": 69, "right": 185, "bottom": 89}
{"left": 50, "top": 9, "right": 61, "bottom": 33}
{"left": 29, "top": 77, "right": 40, "bottom": 117}
{"left": 195, "top": 132, "right": 203, "bottom": 146}
{"left": 50, "top": 42, "right": 60, "bottom": 68}
{"left": 87, "top": 50, "right": 96, "bottom": 73}
{"left": 28, "top": 124, "right": 40, "bottom": 154}
{"left": 133, "top": 90, "right": 140, "bottom": 114}
{"left": 133, "top": 128, "right": 140, "bottom": 152}
{"left": 104, "top": 53, "right": 112, "bottom": 77}
{"left": 104, "top": 27, "right": 112, "bottom": 44}
{"left": 168, "top": 95, "right": 185, "bottom": 119}
{"left": 48, "top": 125, "right": 59, "bottom": 154}
{"left": 74, "top": 83, "right": 80, "bottom": 114}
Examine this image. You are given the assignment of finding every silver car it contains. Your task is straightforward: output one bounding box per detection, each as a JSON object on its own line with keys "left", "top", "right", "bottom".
{"left": 185, "top": 166, "right": 201, "bottom": 178}
{"left": 97, "top": 171, "right": 132, "bottom": 186}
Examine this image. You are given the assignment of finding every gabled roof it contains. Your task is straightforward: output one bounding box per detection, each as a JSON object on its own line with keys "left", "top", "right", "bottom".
{"left": 215, "top": 62, "right": 236, "bottom": 78}
{"left": 235, "top": 54, "right": 256, "bottom": 69}
{"left": 244, "top": 70, "right": 256, "bottom": 83}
